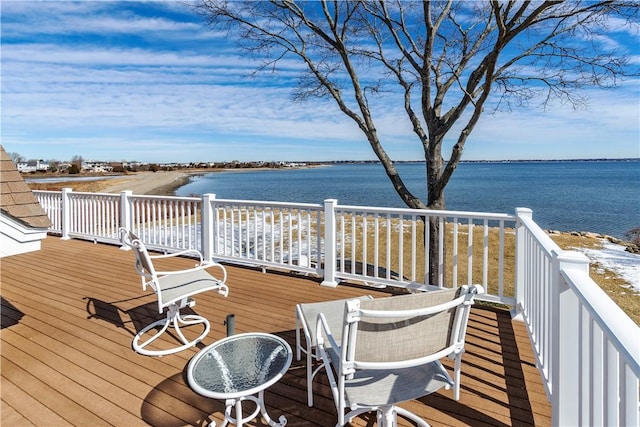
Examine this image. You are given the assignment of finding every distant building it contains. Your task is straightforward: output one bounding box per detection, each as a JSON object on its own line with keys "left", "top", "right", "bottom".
{"left": 82, "top": 162, "right": 113, "bottom": 173}
{"left": 16, "top": 159, "right": 49, "bottom": 173}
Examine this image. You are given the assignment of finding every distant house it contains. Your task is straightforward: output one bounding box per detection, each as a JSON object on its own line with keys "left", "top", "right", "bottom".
{"left": 16, "top": 159, "right": 49, "bottom": 173}
{"left": 82, "top": 162, "right": 113, "bottom": 173}
{"left": 0, "top": 146, "right": 52, "bottom": 257}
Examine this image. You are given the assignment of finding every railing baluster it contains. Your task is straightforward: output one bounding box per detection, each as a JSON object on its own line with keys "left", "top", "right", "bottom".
{"left": 296, "top": 209, "right": 302, "bottom": 266}
{"left": 498, "top": 220, "right": 505, "bottom": 297}
{"left": 467, "top": 218, "right": 473, "bottom": 286}
{"left": 438, "top": 216, "right": 445, "bottom": 287}
{"left": 410, "top": 215, "right": 417, "bottom": 283}
{"left": 483, "top": 220, "right": 489, "bottom": 288}
{"left": 385, "top": 213, "right": 391, "bottom": 281}
{"left": 373, "top": 212, "right": 380, "bottom": 279}
{"left": 361, "top": 214, "right": 367, "bottom": 279}
{"left": 398, "top": 215, "right": 404, "bottom": 282}
{"left": 452, "top": 218, "right": 459, "bottom": 288}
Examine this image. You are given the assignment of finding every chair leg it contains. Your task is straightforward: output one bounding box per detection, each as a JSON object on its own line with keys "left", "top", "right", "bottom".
{"left": 392, "top": 406, "right": 431, "bottom": 427}
{"left": 296, "top": 308, "right": 317, "bottom": 407}
{"left": 453, "top": 353, "right": 463, "bottom": 400}
{"left": 295, "top": 311, "right": 303, "bottom": 361}
{"left": 377, "top": 407, "right": 396, "bottom": 427}
{"left": 133, "top": 304, "right": 211, "bottom": 356}
{"left": 306, "top": 346, "right": 314, "bottom": 406}
{"left": 341, "top": 407, "right": 383, "bottom": 427}
{"left": 343, "top": 406, "right": 431, "bottom": 427}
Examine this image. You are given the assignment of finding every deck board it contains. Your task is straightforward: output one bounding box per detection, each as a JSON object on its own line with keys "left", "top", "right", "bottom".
{"left": 1, "top": 237, "right": 551, "bottom": 426}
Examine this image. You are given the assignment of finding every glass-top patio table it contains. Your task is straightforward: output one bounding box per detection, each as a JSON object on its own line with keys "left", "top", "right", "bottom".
{"left": 187, "top": 332, "right": 293, "bottom": 427}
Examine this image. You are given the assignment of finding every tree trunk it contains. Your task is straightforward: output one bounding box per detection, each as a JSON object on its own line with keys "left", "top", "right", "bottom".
{"left": 428, "top": 217, "right": 442, "bottom": 286}
{"left": 426, "top": 141, "right": 446, "bottom": 286}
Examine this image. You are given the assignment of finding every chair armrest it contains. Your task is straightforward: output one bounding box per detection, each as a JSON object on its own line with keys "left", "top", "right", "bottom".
{"left": 155, "top": 261, "right": 228, "bottom": 284}
{"left": 148, "top": 249, "right": 204, "bottom": 264}
{"left": 202, "top": 261, "right": 228, "bottom": 284}
{"left": 315, "top": 313, "right": 342, "bottom": 393}
{"left": 316, "top": 313, "right": 340, "bottom": 352}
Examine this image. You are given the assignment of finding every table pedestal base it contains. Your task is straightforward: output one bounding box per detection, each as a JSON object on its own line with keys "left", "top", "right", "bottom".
{"left": 211, "top": 390, "right": 287, "bottom": 427}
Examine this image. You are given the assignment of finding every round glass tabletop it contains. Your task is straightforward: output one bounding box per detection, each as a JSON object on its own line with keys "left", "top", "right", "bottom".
{"left": 188, "top": 332, "right": 292, "bottom": 400}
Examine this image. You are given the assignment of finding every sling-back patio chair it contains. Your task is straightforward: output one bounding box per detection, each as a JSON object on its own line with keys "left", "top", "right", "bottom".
{"left": 295, "top": 295, "right": 374, "bottom": 407}
{"left": 316, "top": 285, "right": 483, "bottom": 427}
{"left": 119, "top": 228, "right": 229, "bottom": 356}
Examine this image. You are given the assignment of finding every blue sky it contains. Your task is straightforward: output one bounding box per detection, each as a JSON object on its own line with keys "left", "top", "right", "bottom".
{"left": 1, "top": 1, "right": 639, "bottom": 163}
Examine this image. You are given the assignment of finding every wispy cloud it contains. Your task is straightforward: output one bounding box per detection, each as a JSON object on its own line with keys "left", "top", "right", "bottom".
{"left": 1, "top": 1, "right": 638, "bottom": 163}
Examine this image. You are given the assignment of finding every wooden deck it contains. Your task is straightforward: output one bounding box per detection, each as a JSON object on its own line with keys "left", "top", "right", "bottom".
{"left": 1, "top": 237, "right": 551, "bottom": 426}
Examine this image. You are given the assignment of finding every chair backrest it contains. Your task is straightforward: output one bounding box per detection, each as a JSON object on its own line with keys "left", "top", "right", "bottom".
{"left": 341, "top": 285, "right": 481, "bottom": 370}
{"left": 119, "top": 228, "right": 157, "bottom": 291}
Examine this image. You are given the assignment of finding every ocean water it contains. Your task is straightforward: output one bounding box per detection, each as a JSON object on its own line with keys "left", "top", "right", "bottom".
{"left": 176, "top": 160, "right": 640, "bottom": 239}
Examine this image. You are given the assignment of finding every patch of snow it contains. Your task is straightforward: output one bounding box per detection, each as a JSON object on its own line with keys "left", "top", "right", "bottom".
{"left": 573, "top": 240, "right": 640, "bottom": 293}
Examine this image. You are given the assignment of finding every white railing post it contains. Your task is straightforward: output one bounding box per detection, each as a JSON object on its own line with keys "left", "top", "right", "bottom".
{"left": 321, "top": 199, "right": 338, "bottom": 287}
{"left": 551, "top": 250, "right": 590, "bottom": 427}
{"left": 60, "top": 188, "right": 72, "bottom": 240}
{"left": 119, "top": 190, "right": 133, "bottom": 249}
{"left": 514, "top": 207, "right": 532, "bottom": 312}
{"left": 201, "top": 193, "right": 216, "bottom": 263}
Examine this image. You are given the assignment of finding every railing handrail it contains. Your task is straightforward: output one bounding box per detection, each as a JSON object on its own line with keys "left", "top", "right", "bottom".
{"left": 337, "top": 204, "right": 516, "bottom": 221}
{"left": 561, "top": 267, "right": 640, "bottom": 374}
{"left": 130, "top": 194, "right": 201, "bottom": 202}
{"left": 518, "top": 213, "right": 560, "bottom": 257}
{"left": 213, "top": 198, "right": 323, "bottom": 210}
{"left": 517, "top": 215, "right": 639, "bottom": 426}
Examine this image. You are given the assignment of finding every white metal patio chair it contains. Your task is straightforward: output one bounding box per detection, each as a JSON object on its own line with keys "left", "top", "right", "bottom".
{"left": 119, "top": 228, "right": 229, "bottom": 356}
{"left": 295, "top": 295, "right": 374, "bottom": 407}
{"left": 316, "top": 285, "right": 484, "bottom": 427}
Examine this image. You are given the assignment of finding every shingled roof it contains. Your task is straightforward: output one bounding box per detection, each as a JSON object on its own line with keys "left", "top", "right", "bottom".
{"left": 0, "top": 145, "right": 52, "bottom": 229}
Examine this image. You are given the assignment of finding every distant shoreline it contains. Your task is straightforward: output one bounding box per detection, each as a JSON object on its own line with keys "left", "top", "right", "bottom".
{"left": 340, "top": 158, "right": 640, "bottom": 164}
{"left": 25, "top": 166, "right": 320, "bottom": 196}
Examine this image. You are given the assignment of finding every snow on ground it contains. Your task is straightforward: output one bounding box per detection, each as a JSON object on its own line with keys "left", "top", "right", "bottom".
{"left": 573, "top": 240, "right": 640, "bottom": 293}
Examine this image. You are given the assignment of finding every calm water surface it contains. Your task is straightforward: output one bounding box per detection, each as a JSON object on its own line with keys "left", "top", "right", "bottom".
{"left": 176, "top": 160, "right": 640, "bottom": 239}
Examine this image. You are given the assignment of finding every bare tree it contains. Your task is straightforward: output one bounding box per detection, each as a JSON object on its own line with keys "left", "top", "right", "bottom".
{"left": 193, "top": 0, "right": 639, "bottom": 283}
{"left": 71, "top": 155, "right": 84, "bottom": 169}
{"left": 7, "top": 152, "right": 25, "bottom": 164}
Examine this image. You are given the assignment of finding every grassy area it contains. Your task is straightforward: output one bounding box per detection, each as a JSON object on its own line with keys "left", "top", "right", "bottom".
{"left": 341, "top": 214, "right": 638, "bottom": 325}
{"left": 551, "top": 233, "right": 639, "bottom": 326}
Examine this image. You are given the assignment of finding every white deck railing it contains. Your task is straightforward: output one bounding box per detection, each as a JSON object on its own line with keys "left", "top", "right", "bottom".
{"left": 517, "top": 211, "right": 640, "bottom": 426}
{"left": 33, "top": 188, "right": 639, "bottom": 426}
{"left": 327, "top": 201, "right": 516, "bottom": 303}
{"left": 129, "top": 193, "right": 202, "bottom": 252}
{"left": 204, "top": 195, "right": 323, "bottom": 275}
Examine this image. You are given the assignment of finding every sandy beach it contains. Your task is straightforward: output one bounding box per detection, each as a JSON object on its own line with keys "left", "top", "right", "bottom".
{"left": 100, "top": 171, "right": 192, "bottom": 195}
{"left": 27, "top": 166, "right": 307, "bottom": 196}
{"left": 26, "top": 170, "right": 198, "bottom": 196}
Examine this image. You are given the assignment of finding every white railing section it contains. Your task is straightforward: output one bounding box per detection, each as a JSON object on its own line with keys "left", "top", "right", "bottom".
{"left": 517, "top": 210, "right": 639, "bottom": 426}
{"left": 33, "top": 188, "right": 640, "bottom": 425}
{"left": 326, "top": 202, "right": 516, "bottom": 302}
{"left": 205, "top": 196, "right": 323, "bottom": 276}
{"left": 66, "top": 191, "right": 121, "bottom": 243}
{"left": 128, "top": 193, "right": 201, "bottom": 252}
{"left": 515, "top": 208, "right": 557, "bottom": 398}
{"left": 558, "top": 264, "right": 639, "bottom": 426}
